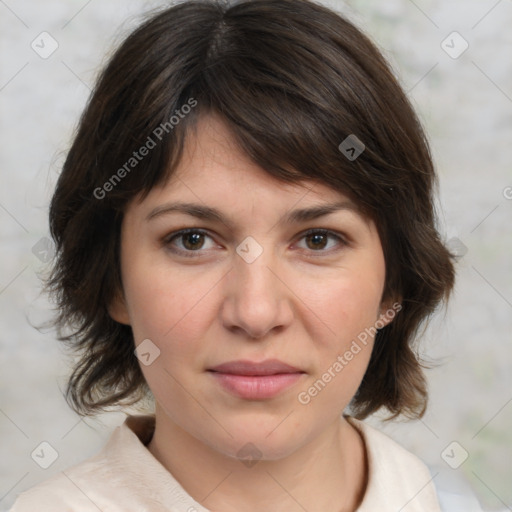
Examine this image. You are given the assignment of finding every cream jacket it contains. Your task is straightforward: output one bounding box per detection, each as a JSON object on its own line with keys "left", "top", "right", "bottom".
{"left": 9, "top": 414, "right": 455, "bottom": 511}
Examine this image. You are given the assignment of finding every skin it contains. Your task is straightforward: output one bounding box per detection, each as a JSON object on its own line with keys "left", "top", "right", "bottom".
{"left": 110, "top": 115, "right": 396, "bottom": 512}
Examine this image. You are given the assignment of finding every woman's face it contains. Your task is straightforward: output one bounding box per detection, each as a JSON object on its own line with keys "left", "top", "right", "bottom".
{"left": 111, "top": 115, "right": 394, "bottom": 460}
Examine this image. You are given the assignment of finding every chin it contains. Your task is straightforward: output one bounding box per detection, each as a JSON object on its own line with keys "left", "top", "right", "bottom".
{"left": 200, "top": 417, "right": 312, "bottom": 463}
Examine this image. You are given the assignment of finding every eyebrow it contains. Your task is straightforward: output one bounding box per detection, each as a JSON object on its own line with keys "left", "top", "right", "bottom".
{"left": 146, "top": 200, "right": 360, "bottom": 229}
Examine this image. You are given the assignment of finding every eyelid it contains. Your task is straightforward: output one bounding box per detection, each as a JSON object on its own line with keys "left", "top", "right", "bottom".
{"left": 293, "top": 228, "right": 349, "bottom": 253}
{"left": 162, "top": 228, "right": 219, "bottom": 258}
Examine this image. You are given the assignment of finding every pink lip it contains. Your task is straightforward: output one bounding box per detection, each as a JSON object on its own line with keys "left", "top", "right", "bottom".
{"left": 208, "top": 359, "right": 305, "bottom": 400}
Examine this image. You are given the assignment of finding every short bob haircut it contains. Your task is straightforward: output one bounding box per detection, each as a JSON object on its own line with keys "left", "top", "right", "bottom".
{"left": 48, "top": 0, "right": 455, "bottom": 420}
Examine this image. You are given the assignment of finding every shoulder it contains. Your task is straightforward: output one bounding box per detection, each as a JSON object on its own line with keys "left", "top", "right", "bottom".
{"left": 347, "top": 417, "right": 484, "bottom": 512}
{"left": 9, "top": 457, "right": 111, "bottom": 512}
{"left": 348, "top": 416, "right": 441, "bottom": 511}
{"left": 348, "top": 416, "right": 438, "bottom": 478}
{"left": 9, "top": 414, "right": 208, "bottom": 512}
{"left": 9, "top": 415, "right": 161, "bottom": 512}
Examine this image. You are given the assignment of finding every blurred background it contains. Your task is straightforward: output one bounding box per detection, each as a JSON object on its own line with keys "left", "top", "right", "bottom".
{"left": 0, "top": 0, "right": 511, "bottom": 510}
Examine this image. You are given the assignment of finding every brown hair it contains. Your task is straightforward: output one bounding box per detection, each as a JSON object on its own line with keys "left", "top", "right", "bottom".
{"left": 48, "top": 0, "right": 455, "bottom": 419}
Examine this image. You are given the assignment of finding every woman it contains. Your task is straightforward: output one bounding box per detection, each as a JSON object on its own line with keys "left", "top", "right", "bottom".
{"left": 11, "top": 0, "right": 466, "bottom": 510}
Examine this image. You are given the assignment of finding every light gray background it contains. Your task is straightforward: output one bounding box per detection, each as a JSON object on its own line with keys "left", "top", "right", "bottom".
{"left": 1, "top": 0, "right": 511, "bottom": 510}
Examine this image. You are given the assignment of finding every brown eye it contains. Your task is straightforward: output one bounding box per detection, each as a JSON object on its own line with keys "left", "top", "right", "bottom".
{"left": 296, "top": 229, "right": 346, "bottom": 253}
{"left": 305, "top": 232, "right": 329, "bottom": 250}
{"left": 165, "top": 229, "right": 216, "bottom": 256}
{"left": 181, "top": 232, "right": 206, "bottom": 250}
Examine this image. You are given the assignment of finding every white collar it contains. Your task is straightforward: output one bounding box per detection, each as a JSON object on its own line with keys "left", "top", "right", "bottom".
{"left": 13, "top": 414, "right": 441, "bottom": 511}
{"left": 119, "top": 414, "right": 441, "bottom": 511}
{"left": 346, "top": 416, "right": 441, "bottom": 511}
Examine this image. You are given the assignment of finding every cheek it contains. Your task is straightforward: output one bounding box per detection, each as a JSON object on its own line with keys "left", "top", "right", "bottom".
{"left": 122, "top": 257, "right": 218, "bottom": 341}
{"left": 301, "top": 266, "right": 385, "bottom": 345}
{"left": 294, "top": 264, "right": 384, "bottom": 408}
{"left": 123, "top": 266, "right": 215, "bottom": 396}
{"left": 295, "top": 276, "right": 382, "bottom": 414}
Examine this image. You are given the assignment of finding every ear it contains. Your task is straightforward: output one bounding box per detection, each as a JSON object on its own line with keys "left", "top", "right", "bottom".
{"left": 376, "top": 297, "right": 402, "bottom": 329}
{"left": 108, "top": 291, "right": 131, "bottom": 325}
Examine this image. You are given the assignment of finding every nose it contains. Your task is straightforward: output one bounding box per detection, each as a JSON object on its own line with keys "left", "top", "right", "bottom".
{"left": 220, "top": 248, "right": 294, "bottom": 340}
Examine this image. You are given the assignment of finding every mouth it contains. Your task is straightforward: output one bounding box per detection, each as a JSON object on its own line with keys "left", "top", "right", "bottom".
{"left": 207, "top": 359, "right": 305, "bottom": 400}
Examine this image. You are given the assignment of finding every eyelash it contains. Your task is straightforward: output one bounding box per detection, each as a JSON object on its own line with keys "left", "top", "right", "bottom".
{"left": 162, "top": 228, "right": 348, "bottom": 259}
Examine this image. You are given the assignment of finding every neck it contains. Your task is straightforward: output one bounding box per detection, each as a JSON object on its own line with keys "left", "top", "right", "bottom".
{"left": 147, "top": 406, "right": 367, "bottom": 512}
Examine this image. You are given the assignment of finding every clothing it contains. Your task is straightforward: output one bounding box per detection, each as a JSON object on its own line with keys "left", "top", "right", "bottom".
{"left": 9, "top": 414, "right": 452, "bottom": 511}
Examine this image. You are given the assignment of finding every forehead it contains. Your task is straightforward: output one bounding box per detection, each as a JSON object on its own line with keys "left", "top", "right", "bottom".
{"left": 126, "top": 113, "right": 374, "bottom": 235}
{"left": 160, "top": 115, "right": 351, "bottom": 205}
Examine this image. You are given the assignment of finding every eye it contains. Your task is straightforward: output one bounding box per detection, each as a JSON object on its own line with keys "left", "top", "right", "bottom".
{"left": 164, "top": 229, "right": 217, "bottom": 255}
{"left": 295, "top": 229, "right": 346, "bottom": 252}
{"left": 163, "top": 228, "right": 347, "bottom": 258}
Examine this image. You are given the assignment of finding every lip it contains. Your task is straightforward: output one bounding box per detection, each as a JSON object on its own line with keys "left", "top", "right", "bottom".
{"left": 208, "top": 359, "right": 305, "bottom": 400}
{"left": 209, "top": 359, "right": 302, "bottom": 376}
